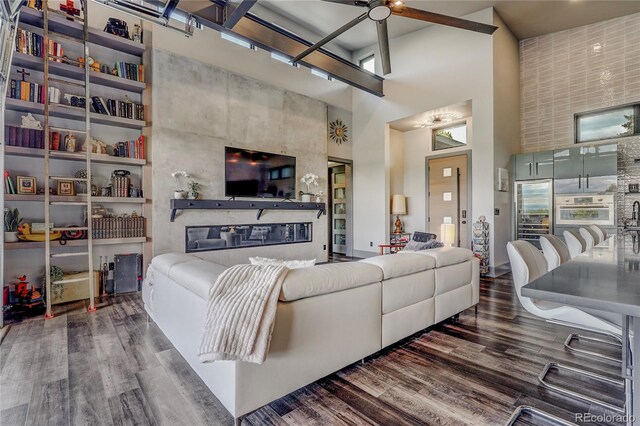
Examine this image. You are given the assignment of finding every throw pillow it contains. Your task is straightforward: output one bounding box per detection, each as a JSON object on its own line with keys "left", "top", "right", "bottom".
{"left": 402, "top": 239, "right": 445, "bottom": 251}
{"left": 249, "top": 256, "right": 316, "bottom": 269}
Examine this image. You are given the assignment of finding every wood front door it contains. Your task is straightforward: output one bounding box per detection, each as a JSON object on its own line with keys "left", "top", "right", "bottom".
{"left": 427, "top": 154, "right": 469, "bottom": 248}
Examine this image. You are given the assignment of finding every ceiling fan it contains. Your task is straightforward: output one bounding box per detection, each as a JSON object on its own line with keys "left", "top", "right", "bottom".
{"left": 291, "top": 0, "right": 498, "bottom": 75}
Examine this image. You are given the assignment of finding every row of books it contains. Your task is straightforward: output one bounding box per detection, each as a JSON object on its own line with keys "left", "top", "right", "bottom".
{"left": 4, "top": 125, "right": 45, "bottom": 149}
{"left": 114, "top": 62, "right": 144, "bottom": 83}
{"left": 9, "top": 79, "right": 46, "bottom": 104}
{"left": 91, "top": 216, "right": 145, "bottom": 239}
{"left": 16, "top": 29, "right": 63, "bottom": 62}
{"left": 111, "top": 176, "right": 131, "bottom": 198}
{"left": 114, "top": 136, "right": 145, "bottom": 159}
{"left": 4, "top": 171, "right": 18, "bottom": 194}
{"left": 91, "top": 97, "right": 144, "bottom": 121}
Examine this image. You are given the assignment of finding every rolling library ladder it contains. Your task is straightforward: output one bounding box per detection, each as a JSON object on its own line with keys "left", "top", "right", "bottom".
{"left": 43, "top": 0, "right": 95, "bottom": 318}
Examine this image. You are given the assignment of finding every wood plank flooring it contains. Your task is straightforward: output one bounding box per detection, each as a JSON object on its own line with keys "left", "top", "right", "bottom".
{"left": 0, "top": 274, "right": 625, "bottom": 425}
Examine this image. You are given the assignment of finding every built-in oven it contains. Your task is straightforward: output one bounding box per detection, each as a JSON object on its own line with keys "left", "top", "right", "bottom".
{"left": 555, "top": 194, "right": 615, "bottom": 226}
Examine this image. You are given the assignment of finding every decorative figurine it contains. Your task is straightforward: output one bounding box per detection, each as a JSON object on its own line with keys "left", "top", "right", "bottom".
{"left": 59, "top": 0, "right": 80, "bottom": 21}
{"left": 20, "top": 113, "right": 43, "bottom": 130}
{"left": 64, "top": 133, "right": 77, "bottom": 152}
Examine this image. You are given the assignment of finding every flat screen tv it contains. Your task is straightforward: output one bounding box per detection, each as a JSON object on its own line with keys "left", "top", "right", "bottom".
{"left": 225, "top": 147, "right": 296, "bottom": 198}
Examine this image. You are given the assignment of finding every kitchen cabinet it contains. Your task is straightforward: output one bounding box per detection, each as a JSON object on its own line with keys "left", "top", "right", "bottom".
{"left": 554, "top": 143, "right": 618, "bottom": 194}
{"left": 514, "top": 150, "right": 554, "bottom": 180}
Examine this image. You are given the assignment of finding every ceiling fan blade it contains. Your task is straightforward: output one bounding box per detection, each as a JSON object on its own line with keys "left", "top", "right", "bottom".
{"left": 320, "top": 0, "right": 369, "bottom": 6}
{"left": 391, "top": 6, "right": 498, "bottom": 35}
{"left": 376, "top": 20, "right": 391, "bottom": 75}
{"left": 292, "top": 12, "right": 368, "bottom": 64}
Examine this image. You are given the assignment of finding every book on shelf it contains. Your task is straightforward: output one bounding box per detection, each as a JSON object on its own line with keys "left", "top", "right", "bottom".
{"left": 98, "top": 97, "right": 144, "bottom": 121}
{"left": 4, "top": 171, "right": 17, "bottom": 194}
{"left": 91, "top": 216, "right": 145, "bottom": 239}
{"left": 4, "top": 125, "right": 44, "bottom": 149}
{"left": 26, "top": 0, "right": 43, "bottom": 10}
{"left": 114, "top": 135, "right": 145, "bottom": 160}
{"left": 15, "top": 29, "right": 63, "bottom": 62}
{"left": 9, "top": 79, "right": 45, "bottom": 104}
{"left": 111, "top": 175, "right": 131, "bottom": 197}
{"left": 114, "top": 62, "right": 144, "bottom": 83}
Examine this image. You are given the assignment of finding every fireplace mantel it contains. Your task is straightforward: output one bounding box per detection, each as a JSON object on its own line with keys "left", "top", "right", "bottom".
{"left": 169, "top": 199, "right": 326, "bottom": 222}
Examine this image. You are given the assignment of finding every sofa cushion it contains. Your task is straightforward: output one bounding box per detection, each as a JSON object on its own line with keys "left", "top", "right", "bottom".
{"left": 167, "top": 259, "right": 228, "bottom": 300}
{"left": 280, "top": 262, "right": 383, "bottom": 302}
{"left": 382, "top": 269, "right": 435, "bottom": 314}
{"left": 401, "top": 247, "right": 473, "bottom": 268}
{"left": 434, "top": 261, "right": 472, "bottom": 296}
{"left": 359, "top": 253, "right": 435, "bottom": 279}
{"left": 152, "top": 253, "right": 198, "bottom": 277}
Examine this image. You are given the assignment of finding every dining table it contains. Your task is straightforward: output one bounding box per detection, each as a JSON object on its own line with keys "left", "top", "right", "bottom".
{"left": 522, "top": 232, "right": 640, "bottom": 425}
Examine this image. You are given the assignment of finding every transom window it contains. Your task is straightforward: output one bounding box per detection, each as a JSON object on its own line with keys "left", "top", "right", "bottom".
{"left": 432, "top": 123, "right": 468, "bottom": 151}
{"left": 359, "top": 55, "right": 375, "bottom": 73}
{"left": 575, "top": 103, "right": 639, "bottom": 143}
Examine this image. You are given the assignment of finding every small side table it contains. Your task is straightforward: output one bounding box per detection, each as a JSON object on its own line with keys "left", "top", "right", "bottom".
{"left": 379, "top": 244, "right": 406, "bottom": 255}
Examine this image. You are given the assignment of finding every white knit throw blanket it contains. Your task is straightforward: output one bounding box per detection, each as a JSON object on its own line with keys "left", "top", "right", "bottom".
{"left": 198, "top": 264, "right": 289, "bottom": 364}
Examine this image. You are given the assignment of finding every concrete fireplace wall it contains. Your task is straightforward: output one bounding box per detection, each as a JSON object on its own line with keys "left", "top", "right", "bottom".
{"left": 151, "top": 49, "right": 329, "bottom": 265}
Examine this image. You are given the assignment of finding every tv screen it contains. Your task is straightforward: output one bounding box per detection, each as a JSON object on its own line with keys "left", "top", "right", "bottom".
{"left": 225, "top": 147, "right": 296, "bottom": 198}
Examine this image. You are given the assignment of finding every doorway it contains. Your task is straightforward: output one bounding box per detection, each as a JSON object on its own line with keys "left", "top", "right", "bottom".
{"left": 328, "top": 158, "right": 353, "bottom": 257}
{"left": 427, "top": 154, "right": 470, "bottom": 248}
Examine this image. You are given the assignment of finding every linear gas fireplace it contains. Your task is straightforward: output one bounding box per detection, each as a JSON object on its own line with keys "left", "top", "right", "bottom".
{"left": 185, "top": 222, "right": 312, "bottom": 252}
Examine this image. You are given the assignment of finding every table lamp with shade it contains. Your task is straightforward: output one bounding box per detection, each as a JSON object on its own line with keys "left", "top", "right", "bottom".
{"left": 391, "top": 194, "right": 407, "bottom": 234}
{"left": 440, "top": 223, "right": 456, "bottom": 247}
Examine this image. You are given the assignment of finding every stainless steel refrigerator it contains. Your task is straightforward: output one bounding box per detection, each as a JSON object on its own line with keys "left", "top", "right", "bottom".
{"left": 515, "top": 179, "right": 553, "bottom": 248}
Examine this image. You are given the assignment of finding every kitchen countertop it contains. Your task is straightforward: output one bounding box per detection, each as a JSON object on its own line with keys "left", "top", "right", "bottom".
{"left": 522, "top": 233, "right": 640, "bottom": 317}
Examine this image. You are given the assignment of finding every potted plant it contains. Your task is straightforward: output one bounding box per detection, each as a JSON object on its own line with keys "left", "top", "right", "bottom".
{"left": 4, "top": 208, "right": 22, "bottom": 243}
{"left": 187, "top": 179, "right": 201, "bottom": 200}
{"left": 171, "top": 170, "right": 189, "bottom": 199}
{"left": 300, "top": 173, "right": 319, "bottom": 203}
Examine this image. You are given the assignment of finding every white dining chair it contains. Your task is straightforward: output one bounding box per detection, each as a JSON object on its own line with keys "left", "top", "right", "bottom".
{"left": 590, "top": 224, "right": 608, "bottom": 241}
{"left": 563, "top": 230, "right": 586, "bottom": 259}
{"left": 579, "top": 227, "right": 599, "bottom": 249}
{"left": 539, "top": 235, "right": 570, "bottom": 271}
{"left": 507, "top": 240, "right": 624, "bottom": 413}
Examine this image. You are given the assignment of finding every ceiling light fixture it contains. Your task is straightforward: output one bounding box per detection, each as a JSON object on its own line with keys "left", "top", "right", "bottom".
{"left": 393, "top": 1, "right": 404, "bottom": 5}
{"left": 413, "top": 112, "right": 463, "bottom": 129}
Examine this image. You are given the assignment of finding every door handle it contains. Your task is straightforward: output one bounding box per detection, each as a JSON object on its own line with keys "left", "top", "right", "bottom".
{"left": 528, "top": 162, "right": 532, "bottom": 176}
{"left": 586, "top": 174, "right": 589, "bottom": 188}
{"left": 535, "top": 162, "right": 539, "bottom": 175}
{"left": 578, "top": 174, "right": 582, "bottom": 189}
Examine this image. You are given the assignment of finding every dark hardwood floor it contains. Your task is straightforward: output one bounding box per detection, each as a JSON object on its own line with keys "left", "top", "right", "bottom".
{"left": 0, "top": 274, "right": 625, "bottom": 425}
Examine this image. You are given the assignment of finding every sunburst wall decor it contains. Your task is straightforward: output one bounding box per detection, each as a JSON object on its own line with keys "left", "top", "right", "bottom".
{"left": 329, "top": 119, "right": 349, "bottom": 145}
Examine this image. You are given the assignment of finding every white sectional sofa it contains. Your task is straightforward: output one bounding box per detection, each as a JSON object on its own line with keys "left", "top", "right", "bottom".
{"left": 142, "top": 247, "right": 479, "bottom": 421}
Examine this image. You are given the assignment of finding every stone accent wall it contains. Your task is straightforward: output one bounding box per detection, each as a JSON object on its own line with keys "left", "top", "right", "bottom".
{"left": 520, "top": 12, "right": 640, "bottom": 153}
{"left": 151, "top": 49, "right": 329, "bottom": 265}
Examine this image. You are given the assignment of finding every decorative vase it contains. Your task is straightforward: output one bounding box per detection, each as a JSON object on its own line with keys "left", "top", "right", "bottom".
{"left": 4, "top": 231, "right": 18, "bottom": 243}
{"left": 315, "top": 196, "right": 322, "bottom": 203}
{"left": 174, "top": 190, "right": 186, "bottom": 199}
{"left": 301, "top": 194, "right": 311, "bottom": 202}
{"left": 188, "top": 191, "right": 198, "bottom": 200}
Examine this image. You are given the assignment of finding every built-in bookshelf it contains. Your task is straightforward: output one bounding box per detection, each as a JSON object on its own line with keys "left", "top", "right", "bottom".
{"left": 2, "top": 4, "right": 151, "bottom": 319}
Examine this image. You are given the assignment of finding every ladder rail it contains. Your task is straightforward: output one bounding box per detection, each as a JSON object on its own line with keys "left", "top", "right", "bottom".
{"left": 44, "top": 0, "right": 95, "bottom": 318}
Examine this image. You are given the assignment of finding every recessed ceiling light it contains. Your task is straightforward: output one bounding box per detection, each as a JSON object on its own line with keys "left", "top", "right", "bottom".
{"left": 393, "top": 1, "right": 404, "bottom": 5}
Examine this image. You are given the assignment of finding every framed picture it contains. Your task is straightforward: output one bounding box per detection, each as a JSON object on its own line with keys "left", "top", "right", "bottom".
{"left": 57, "top": 180, "right": 75, "bottom": 196}
{"left": 17, "top": 176, "right": 36, "bottom": 194}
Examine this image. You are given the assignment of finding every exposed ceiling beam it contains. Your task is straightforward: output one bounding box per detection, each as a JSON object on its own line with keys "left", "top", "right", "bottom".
{"left": 161, "top": 0, "right": 181, "bottom": 21}
{"left": 174, "top": 1, "right": 384, "bottom": 96}
{"left": 223, "top": 0, "right": 256, "bottom": 29}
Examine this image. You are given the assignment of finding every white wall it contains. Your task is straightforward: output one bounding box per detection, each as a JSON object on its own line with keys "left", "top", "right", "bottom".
{"left": 351, "top": 8, "right": 496, "bottom": 260}
{"left": 388, "top": 128, "right": 405, "bottom": 231}
{"left": 492, "top": 11, "right": 521, "bottom": 267}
